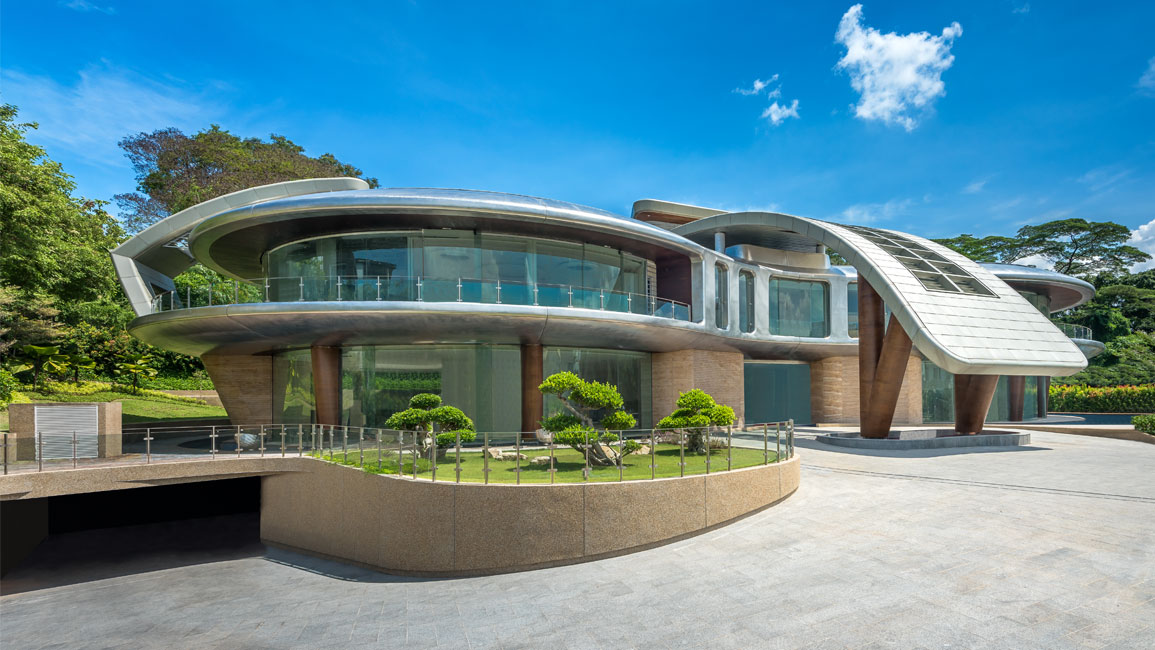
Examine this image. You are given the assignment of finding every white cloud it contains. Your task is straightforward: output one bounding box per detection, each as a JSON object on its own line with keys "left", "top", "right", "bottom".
{"left": 736, "top": 74, "right": 798, "bottom": 127}
{"left": 1010, "top": 253, "right": 1052, "bottom": 270}
{"left": 1078, "top": 166, "right": 1132, "bottom": 192}
{"left": 1139, "top": 57, "right": 1155, "bottom": 96}
{"left": 1129, "top": 218, "right": 1155, "bottom": 271}
{"left": 761, "top": 99, "right": 800, "bottom": 126}
{"left": 835, "top": 4, "right": 962, "bottom": 131}
{"left": 839, "top": 198, "right": 914, "bottom": 224}
{"left": 1, "top": 62, "right": 224, "bottom": 166}
{"left": 1012, "top": 3, "right": 1031, "bottom": 15}
{"left": 62, "top": 0, "right": 115, "bottom": 14}
{"left": 963, "top": 177, "right": 990, "bottom": 194}
{"left": 734, "top": 75, "right": 779, "bottom": 96}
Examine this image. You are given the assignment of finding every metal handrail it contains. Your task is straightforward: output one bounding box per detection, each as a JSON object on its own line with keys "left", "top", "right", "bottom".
{"left": 0, "top": 421, "right": 795, "bottom": 480}
{"left": 149, "top": 275, "right": 692, "bottom": 322}
{"left": 1054, "top": 322, "right": 1094, "bottom": 341}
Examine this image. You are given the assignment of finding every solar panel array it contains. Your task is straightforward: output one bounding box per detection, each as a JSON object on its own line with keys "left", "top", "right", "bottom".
{"left": 841, "top": 225, "right": 998, "bottom": 297}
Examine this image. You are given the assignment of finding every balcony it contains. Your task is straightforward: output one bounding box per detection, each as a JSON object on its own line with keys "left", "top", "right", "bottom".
{"left": 1054, "top": 322, "right": 1094, "bottom": 341}
{"left": 149, "top": 276, "right": 692, "bottom": 322}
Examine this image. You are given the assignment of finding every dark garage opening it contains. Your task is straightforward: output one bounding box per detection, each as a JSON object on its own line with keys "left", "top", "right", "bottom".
{"left": 1, "top": 477, "right": 262, "bottom": 594}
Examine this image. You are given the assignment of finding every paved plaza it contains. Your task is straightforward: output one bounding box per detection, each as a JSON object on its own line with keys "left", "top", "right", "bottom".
{"left": 2, "top": 429, "right": 1153, "bottom": 649}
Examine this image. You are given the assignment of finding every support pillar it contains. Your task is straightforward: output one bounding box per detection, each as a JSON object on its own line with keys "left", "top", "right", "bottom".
{"left": 1037, "top": 376, "right": 1049, "bottom": 418}
{"left": 311, "top": 346, "right": 341, "bottom": 426}
{"left": 1008, "top": 375, "right": 1025, "bottom": 422}
{"left": 521, "top": 343, "right": 543, "bottom": 438}
{"left": 953, "top": 374, "right": 999, "bottom": 434}
{"left": 858, "top": 278, "right": 913, "bottom": 439}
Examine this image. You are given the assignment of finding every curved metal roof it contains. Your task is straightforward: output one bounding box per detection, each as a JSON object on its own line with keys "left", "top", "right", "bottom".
{"left": 188, "top": 188, "right": 707, "bottom": 280}
{"left": 110, "top": 178, "right": 370, "bottom": 317}
{"left": 979, "top": 263, "right": 1096, "bottom": 312}
{"left": 675, "top": 212, "right": 1087, "bottom": 376}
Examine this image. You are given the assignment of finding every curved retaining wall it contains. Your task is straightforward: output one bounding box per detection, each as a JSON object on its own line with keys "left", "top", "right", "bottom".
{"left": 260, "top": 455, "right": 800, "bottom": 576}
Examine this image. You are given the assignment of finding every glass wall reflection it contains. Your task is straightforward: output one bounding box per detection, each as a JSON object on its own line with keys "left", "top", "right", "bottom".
{"left": 543, "top": 348, "right": 652, "bottom": 428}
{"left": 769, "top": 278, "right": 829, "bottom": 337}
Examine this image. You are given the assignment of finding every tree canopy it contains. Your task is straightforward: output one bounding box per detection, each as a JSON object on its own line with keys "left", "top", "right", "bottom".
{"left": 115, "top": 125, "right": 379, "bottom": 233}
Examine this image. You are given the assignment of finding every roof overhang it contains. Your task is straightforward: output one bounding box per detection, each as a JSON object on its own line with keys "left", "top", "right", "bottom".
{"left": 675, "top": 212, "right": 1088, "bottom": 376}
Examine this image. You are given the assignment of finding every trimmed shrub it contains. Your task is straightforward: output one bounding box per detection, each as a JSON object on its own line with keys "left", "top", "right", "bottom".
{"left": 1132, "top": 415, "right": 1155, "bottom": 434}
{"left": 1048, "top": 384, "right": 1155, "bottom": 413}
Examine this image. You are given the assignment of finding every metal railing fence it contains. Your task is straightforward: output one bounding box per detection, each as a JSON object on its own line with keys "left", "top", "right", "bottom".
{"left": 0, "top": 421, "right": 794, "bottom": 482}
{"left": 148, "top": 275, "right": 693, "bottom": 322}
{"left": 1054, "top": 322, "right": 1094, "bottom": 341}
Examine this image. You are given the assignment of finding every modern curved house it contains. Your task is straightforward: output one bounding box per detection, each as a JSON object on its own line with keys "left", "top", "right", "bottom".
{"left": 112, "top": 179, "right": 1100, "bottom": 436}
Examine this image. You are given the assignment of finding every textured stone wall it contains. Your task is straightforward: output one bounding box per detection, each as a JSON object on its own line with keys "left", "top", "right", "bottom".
{"left": 809, "top": 355, "right": 923, "bottom": 425}
{"left": 652, "top": 349, "right": 745, "bottom": 423}
{"left": 201, "top": 353, "right": 274, "bottom": 424}
{"left": 260, "top": 454, "right": 800, "bottom": 576}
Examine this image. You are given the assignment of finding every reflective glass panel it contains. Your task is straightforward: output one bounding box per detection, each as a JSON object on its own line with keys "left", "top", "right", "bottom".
{"left": 769, "top": 278, "right": 829, "bottom": 337}
{"left": 543, "top": 348, "right": 652, "bottom": 428}
{"left": 738, "top": 271, "right": 755, "bottom": 333}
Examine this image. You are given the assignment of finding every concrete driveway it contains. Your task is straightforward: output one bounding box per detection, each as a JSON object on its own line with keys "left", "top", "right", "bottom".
{"left": 2, "top": 429, "right": 1152, "bottom": 649}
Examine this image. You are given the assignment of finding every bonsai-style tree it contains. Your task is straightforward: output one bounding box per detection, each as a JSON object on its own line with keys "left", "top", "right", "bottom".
{"left": 538, "top": 371, "right": 639, "bottom": 466}
{"left": 656, "top": 389, "right": 736, "bottom": 454}
{"left": 385, "top": 393, "right": 476, "bottom": 459}
{"left": 20, "top": 345, "right": 70, "bottom": 392}
{"left": 114, "top": 353, "right": 157, "bottom": 394}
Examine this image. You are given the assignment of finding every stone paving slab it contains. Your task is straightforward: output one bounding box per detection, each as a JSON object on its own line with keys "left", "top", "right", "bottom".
{"left": 2, "top": 430, "right": 1153, "bottom": 649}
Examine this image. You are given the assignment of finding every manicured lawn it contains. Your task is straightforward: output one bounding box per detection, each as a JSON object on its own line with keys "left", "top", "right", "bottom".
{"left": 320, "top": 444, "right": 778, "bottom": 483}
{"left": 8, "top": 387, "right": 227, "bottom": 425}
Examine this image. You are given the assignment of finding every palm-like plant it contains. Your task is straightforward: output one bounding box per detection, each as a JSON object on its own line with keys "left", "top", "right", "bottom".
{"left": 115, "top": 353, "right": 157, "bottom": 394}
{"left": 21, "top": 345, "right": 70, "bottom": 392}
{"left": 66, "top": 354, "right": 96, "bottom": 384}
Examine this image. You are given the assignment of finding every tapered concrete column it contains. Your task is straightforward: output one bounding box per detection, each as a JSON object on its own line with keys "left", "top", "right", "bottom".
{"left": 857, "top": 278, "right": 884, "bottom": 429}
{"left": 311, "top": 346, "right": 341, "bottom": 426}
{"left": 521, "top": 343, "right": 543, "bottom": 437}
{"left": 953, "top": 374, "right": 999, "bottom": 434}
{"left": 1008, "top": 375, "right": 1026, "bottom": 422}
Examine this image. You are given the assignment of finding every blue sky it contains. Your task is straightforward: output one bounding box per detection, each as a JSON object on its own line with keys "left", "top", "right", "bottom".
{"left": 4, "top": 1, "right": 1154, "bottom": 260}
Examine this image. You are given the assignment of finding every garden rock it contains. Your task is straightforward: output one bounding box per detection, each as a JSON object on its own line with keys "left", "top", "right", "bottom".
{"left": 530, "top": 456, "right": 551, "bottom": 466}
{"left": 502, "top": 453, "right": 527, "bottom": 461}
{"left": 485, "top": 448, "right": 504, "bottom": 460}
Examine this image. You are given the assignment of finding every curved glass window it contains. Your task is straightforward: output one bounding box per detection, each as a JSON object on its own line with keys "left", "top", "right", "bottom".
{"left": 715, "top": 263, "right": 729, "bottom": 330}
{"left": 769, "top": 278, "right": 829, "bottom": 337}
{"left": 847, "top": 282, "right": 859, "bottom": 338}
{"left": 738, "top": 271, "right": 755, "bottom": 333}
{"left": 264, "top": 231, "right": 650, "bottom": 304}
{"left": 1018, "top": 290, "right": 1050, "bottom": 316}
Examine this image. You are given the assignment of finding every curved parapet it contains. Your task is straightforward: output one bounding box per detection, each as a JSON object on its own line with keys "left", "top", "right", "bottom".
{"left": 111, "top": 178, "right": 371, "bottom": 317}
{"left": 982, "top": 262, "right": 1096, "bottom": 312}
{"left": 675, "top": 213, "right": 1088, "bottom": 376}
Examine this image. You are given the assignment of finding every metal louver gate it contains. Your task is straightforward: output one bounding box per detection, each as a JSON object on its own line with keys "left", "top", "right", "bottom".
{"left": 35, "top": 404, "right": 99, "bottom": 460}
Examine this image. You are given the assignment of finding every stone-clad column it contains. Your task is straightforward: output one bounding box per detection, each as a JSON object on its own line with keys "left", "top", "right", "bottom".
{"left": 1008, "top": 376, "right": 1025, "bottom": 422}
{"left": 311, "top": 346, "right": 341, "bottom": 426}
{"left": 857, "top": 278, "right": 913, "bottom": 439}
{"left": 953, "top": 374, "right": 999, "bottom": 434}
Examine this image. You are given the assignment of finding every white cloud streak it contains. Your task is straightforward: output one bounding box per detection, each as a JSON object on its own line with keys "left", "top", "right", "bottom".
{"left": 62, "top": 0, "right": 116, "bottom": 14}
{"left": 1139, "top": 57, "right": 1155, "bottom": 96}
{"left": 734, "top": 75, "right": 779, "bottom": 96}
{"left": 835, "top": 4, "right": 962, "bottom": 131}
{"left": 761, "top": 99, "right": 800, "bottom": 126}
{"left": 1, "top": 62, "right": 224, "bottom": 166}
{"left": 840, "top": 198, "right": 914, "bottom": 224}
{"left": 1012, "top": 3, "right": 1031, "bottom": 15}
{"left": 963, "top": 177, "right": 989, "bottom": 194}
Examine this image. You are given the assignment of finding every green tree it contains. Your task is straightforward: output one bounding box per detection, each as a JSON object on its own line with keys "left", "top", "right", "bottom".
{"left": 931, "top": 234, "right": 1017, "bottom": 263}
{"left": 115, "top": 125, "right": 379, "bottom": 233}
{"left": 0, "top": 105, "right": 127, "bottom": 307}
{"left": 1054, "top": 333, "right": 1155, "bottom": 386}
{"left": 1007, "top": 219, "right": 1149, "bottom": 278}
{"left": 20, "top": 344, "right": 70, "bottom": 391}
{"left": 384, "top": 393, "right": 475, "bottom": 459}
{"left": 656, "top": 389, "right": 737, "bottom": 454}
{"left": 538, "top": 371, "right": 639, "bottom": 467}
{"left": 114, "top": 353, "right": 158, "bottom": 395}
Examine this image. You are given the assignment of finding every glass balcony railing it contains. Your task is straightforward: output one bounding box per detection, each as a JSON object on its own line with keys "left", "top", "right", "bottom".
{"left": 149, "top": 276, "right": 692, "bottom": 322}
{"left": 1054, "top": 322, "right": 1094, "bottom": 340}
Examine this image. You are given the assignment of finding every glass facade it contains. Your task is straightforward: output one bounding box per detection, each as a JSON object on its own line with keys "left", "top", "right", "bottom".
{"left": 543, "top": 348, "right": 652, "bottom": 428}
{"left": 921, "top": 360, "right": 1042, "bottom": 422}
{"left": 264, "top": 231, "right": 649, "bottom": 305}
{"left": 847, "top": 282, "right": 859, "bottom": 338}
{"left": 715, "top": 263, "right": 729, "bottom": 330}
{"left": 1019, "top": 290, "right": 1050, "bottom": 316}
{"left": 273, "top": 344, "right": 651, "bottom": 432}
{"left": 739, "top": 270, "right": 755, "bottom": 333}
{"left": 769, "top": 278, "right": 829, "bottom": 337}
{"left": 743, "top": 362, "right": 811, "bottom": 424}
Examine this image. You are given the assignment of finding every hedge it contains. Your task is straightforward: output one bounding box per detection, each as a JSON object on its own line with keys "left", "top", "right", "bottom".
{"left": 1132, "top": 415, "right": 1155, "bottom": 434}
{"left": 1048, "top": 384, "right": 1155, "bottom": 413}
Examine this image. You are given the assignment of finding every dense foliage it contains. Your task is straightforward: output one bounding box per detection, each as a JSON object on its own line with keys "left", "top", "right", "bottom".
{"left": 1048, "top": 384, "right": 1155, "bottom": 413}
{"left": 115, "top": 125, "right": 378, "bottom": 233}
{"left": 538, "top": 371, "right": 639, "bottom": 466}
{"left": 1131, "top": 415, "right": 1155, "bottom": 435}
